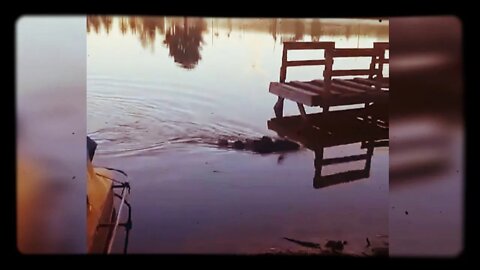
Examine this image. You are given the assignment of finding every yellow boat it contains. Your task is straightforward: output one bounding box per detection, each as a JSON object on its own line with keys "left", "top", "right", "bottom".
{"left": 87, "top": 137, "right": 131, "bottom": 254}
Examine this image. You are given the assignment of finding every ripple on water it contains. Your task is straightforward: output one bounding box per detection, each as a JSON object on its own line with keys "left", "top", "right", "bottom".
{"left": 88, "top": 76, "right": 266, "bottom": 157}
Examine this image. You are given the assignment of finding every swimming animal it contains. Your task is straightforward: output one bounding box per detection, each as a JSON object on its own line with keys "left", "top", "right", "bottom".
{"left": 217, "top": 136, "right": 300, "bottom": 154}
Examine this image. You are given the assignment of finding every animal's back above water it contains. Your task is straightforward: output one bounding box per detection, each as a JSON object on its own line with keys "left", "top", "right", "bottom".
{"left": 217, "top": 136, "right": 300, "bottom": 154}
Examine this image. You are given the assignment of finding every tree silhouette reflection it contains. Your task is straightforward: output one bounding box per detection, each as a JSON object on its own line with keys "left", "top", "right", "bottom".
{"left": 138, "top": 17, "right": 165, "bottom": 50}
{"left": 128, "top": 17, "right": 138, "bottom": 34}
{"left": 100, "top": 16, "right": 113, "bottom": 34}
{"left": 87, "top": 16, "right": 388, "bottom": 69}
{"left": 293, "top": 20, "right": 305, "bottom": 41}
{"left": 87, "top": 16, "right": 101, "bottom": 34}
{"left": 310, "top": 20, "right": 322, "bottom": 41}
{"left": 163, "top": 17, "right": 207, "bottom": 69}
{"left": 86, "top": 16, "right": 113, "bottom": 34}
{"left": 119, "top": 18, "right": 128, "bottom": 35}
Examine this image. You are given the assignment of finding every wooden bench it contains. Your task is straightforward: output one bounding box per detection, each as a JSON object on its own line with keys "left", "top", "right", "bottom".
{"left": 269, "top": 41, "right": 389, "bottom": 124}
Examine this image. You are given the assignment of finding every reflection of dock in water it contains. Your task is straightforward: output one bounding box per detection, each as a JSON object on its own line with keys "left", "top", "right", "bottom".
{"left": 267, "top": 108, "right": 388, "bottom": 189}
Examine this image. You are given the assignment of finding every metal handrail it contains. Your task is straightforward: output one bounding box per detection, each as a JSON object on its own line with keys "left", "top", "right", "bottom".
{"left": 96, "top": 170, "right": 132, "bottom": 254}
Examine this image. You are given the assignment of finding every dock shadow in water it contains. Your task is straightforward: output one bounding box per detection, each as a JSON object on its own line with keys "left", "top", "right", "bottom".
{"left": 267, "top": 108, "right": 389, "bottom": 189}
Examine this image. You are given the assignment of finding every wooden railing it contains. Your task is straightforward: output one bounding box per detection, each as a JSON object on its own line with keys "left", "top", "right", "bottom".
{"left": 279, "top": 41, "right": 389, "bottom": 93}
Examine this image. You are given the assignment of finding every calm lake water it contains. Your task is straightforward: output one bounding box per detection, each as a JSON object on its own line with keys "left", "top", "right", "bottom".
{"left": 87, "top": 16, "right": 389, "bottom": 254}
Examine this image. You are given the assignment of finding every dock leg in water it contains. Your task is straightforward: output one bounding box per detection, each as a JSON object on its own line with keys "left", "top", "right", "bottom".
{"left": 365, "top": 102, "right": 374, "bottom": 125}
{"left": 321, "top": 106, "right": 330, "bottom": 126}
{"left": 274, "top": 97, "right": 284, "bottom": 118}
{"left": 313, "top": 148, "right": 325, "bottom": 189}
{"left": 297, "top": 102, "right": 307, "bottom": 120}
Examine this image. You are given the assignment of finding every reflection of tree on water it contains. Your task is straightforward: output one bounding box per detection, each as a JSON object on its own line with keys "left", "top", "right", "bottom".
{"left": 88, "top": 16, "right": 388, "bottom": 40}
{"left": 125, "top": 17, "right": 166, "bottom": 51}
{"left": 294, "top": 20, "right": 305, "bottom": 41}
{"left": 310, "top": 20, "right": 322, "bottom": 41}
{"left": 87, "top": 16, "right": 113, "bottom": 34}
{"left": 128, "top": 17, "right": 138, "bottom": 34}
{"left": 138, "top": 17, "right": 166, "bottom": 50}
{"left": 88, "top": 16, "right": 166, "bottom": 50}
{"left": 87, "top": 16, "right": 101, "bottom": 34}
{"left": 269, "top": 19, "right": 278, "bottom": 42}
{"left": 88, "top": 17, "right": 387, "bottom": 44}
{"left": 280, "top": 20, "right": 307, "bottom": 42}
{"left": 119, "top": 18, "right": 128, "bottom": 35}
{"left": 102, "top": 16, "right": 113, "bottom": 34}
{"left": 87, "top": 16, "right": 387, "bottom": 67}
{"left": 227, "top": 18, "right": 232, "bottom": 38}
{"left": 163, "top": 18, "right": 207, "bottom": 70}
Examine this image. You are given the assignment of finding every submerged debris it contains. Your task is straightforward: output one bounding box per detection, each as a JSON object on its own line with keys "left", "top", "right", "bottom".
{"left": 325, "top": 240, "right": 344, "bottom": 251}
{"left": 217, "top": 139, "right": 229, "bottom": 147}
{"left": 233, "top": 140, "right": 245, "bottom": 150}
{"left": 283, "top": 237, "right": 322, "bottom": 250}
{"left": 276, "top": 236, "right": 388, "bottom": 257}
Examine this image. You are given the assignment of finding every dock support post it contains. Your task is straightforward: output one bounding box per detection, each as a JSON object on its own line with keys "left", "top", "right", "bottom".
{"left": 320, "top": 105, "right": 330, "bottom": 126}
{"left": 297, "top": 102, "right": 307, "bottom": 119}
{"left": 274, "top": 97, "right": 284, "bottom": 118}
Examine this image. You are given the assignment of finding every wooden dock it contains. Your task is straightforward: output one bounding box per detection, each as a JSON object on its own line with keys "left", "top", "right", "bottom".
{"left": 270, "top": 41, "right": 389, "bottom": 121}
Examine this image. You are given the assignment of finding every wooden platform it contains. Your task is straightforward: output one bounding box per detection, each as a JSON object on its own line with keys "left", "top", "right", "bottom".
{"left": 270, "top": 41, "right": 389, "bottom": 118}
{"left": 269, "top": 79, "right": 388, "bottom": 107}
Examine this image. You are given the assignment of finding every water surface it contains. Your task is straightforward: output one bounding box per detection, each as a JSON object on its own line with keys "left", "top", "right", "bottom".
{"left": 87, "top": 16, "right": 389, "bottom": 254}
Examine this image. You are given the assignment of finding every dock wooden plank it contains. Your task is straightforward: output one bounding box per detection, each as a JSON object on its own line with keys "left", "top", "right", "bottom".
{"left": 374, "top": 42, "right": 389, "bottom": 50}
{"left": 285, "top": 60, "right": 326, "bottom": 67}
{"left": 331, "top": 82, "right": 366, "bottom": 94}
{"left": 353, "top": 77, "right": 389, "bottom": 89}
{"left": 269, "top": 82, "right": 318, "bottom": 106}
{"left": 332, "top": 48, "right": 379, "bottom": 57}
{"left": 333, "top": 79, "right": 377, "bottom": 92}
{"left": 373, "top": 58, "right": 389, "bottom": 64}
{"left": 312, "top": 79, "right": 367, "bottom": 94}
{"left": 353, "top": 78, "right": 376, "bottom": 85}
{"left": 284, "top": 41, "right": 335, "bottom": 50}
{"left": 289, "top": 81, "right": 340, "bottom": 95}
{"left": 332, "top": 95, "right": 378, "bottom": 106}
{"left": 331, "top": 69, "right": 373, "bottom": 77}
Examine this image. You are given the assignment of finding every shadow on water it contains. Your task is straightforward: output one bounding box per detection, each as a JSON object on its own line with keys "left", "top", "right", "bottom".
{"left": 268, "top": 108, "right": 389, "bottom": 190}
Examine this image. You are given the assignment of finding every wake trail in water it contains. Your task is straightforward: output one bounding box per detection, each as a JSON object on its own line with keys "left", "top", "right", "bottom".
{"left": 88, "top": 77, "right": 267, "bottom": 157}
